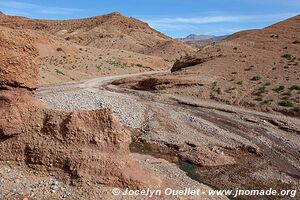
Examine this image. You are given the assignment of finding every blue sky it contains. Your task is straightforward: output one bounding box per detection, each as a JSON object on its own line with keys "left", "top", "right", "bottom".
{"left": 1, "top": 0, "right": 299, "bottom": 38}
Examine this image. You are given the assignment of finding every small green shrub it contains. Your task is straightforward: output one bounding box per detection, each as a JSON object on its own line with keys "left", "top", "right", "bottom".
{"left": 262, "top": 99, "right": 273, "bottom": 105}
{"left": 236, "top": 81, "right": 243, "bottom": 85}
{"left": 264, "top": 82, "right": 271, "bottom": 86}
{"left": 278, "top": 100, "right": 294, "bottom": 107}
{"left": 293, "top": 107, "right": 300, "bottom": 112}
{"left": 56, "top": 47, "right": 63, "bottom": 52}
{"left": 274, "top": 85, "right": 285, "bottom": 92}
{"left": 282, "top": 91, "right": 292, "bottom": 97}
{"left": 255, "top": 86, "right": 268, "bottom": 96}
{"left": 258, "top": 86, "right": 266, "bottom": 91}
{"left": 290, "top": 85, "right": 300, "bottom": 91}
{"left": 251, "top": 76, "right": 261, "bottom": 81}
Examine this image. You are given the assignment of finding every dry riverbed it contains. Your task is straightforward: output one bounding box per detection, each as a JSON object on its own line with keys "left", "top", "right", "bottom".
{"left": 35, "top": 71, "right": 300, "bottom": 200}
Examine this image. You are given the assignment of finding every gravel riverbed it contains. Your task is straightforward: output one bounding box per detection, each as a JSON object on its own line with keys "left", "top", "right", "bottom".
{"left": 37, "top": 89, "right": 146, "bottom": 129}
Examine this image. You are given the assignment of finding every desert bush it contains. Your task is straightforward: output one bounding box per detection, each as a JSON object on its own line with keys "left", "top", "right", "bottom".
{"left": 278, "top": 100, "right": 293, "bottom": 107}
{"left": 262, "top": 99, "right": 273, "bottom": 105}
{"left": 256, "top": 86, "right": 268, "bottom": 96}
{"left": 236, "top": 81, "right": 243, "bottom": 85}
{"left": 251, "top": 76, "right": 261, "bottom": 81}
{"left": 56, "top": 47, "right": 63, "bottom": 52}
{"left": 274, "top": 85, "right": 285, "bottom": 92}
{"left": 293, "top": 107, "right": 300, "bottom": 112}
{"left": 290, "top": 85, "right": 300, "bottom": 91}
{"left": 282, "top": 91, "right": 292, "bottom": 97}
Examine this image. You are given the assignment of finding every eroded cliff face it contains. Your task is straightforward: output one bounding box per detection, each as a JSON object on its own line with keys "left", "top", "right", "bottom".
{"left": 0, "top": 26, "right": 39, "bottom": 90}
{"left": 0, "top": 26, "right": 160, "bottom": 189}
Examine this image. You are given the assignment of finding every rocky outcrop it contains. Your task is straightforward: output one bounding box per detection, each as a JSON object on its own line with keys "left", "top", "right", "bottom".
{"left": 171, "top": 56, "right": 213, "bottom": 72}
{"left": 0, "top": 89, "right": 159, "bottom": 188}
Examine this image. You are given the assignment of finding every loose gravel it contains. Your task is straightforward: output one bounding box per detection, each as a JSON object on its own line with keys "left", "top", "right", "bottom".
{"left": 0, "top": 163, "right": 73, "bottom": 199}
{"left": 37, "top": 89, "right": 146, "bottom": 129}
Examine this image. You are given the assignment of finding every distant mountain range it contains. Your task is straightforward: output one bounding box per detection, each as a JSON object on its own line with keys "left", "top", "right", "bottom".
{"left": 176, "top": 34, "right": 229, "bottom": 47}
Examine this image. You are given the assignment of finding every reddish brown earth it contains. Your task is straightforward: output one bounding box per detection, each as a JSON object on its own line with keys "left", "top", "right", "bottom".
{"left": 0, "top": 26, "right": 39, "bottom": 90}
{"left": 116, "top": 14, "right": 300, "bottom": 116}
{"left": 0, "top": 12, "right": 195, "bottom": 85}
{"left": 0, "top": 25, "right": 161, "bottom": 189}
{"left": 0, "top": 24, "right": 227, "bottom": 200}
{"left": 1, "top": 10, "right": 299, "bottom": 200}
{"left": 0, "top": 12, "right": 195, "bottom": 61}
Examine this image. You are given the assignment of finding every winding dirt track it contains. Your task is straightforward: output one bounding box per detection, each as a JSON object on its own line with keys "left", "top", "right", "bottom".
{"left": 37, "top": 71, "right": 300, "bottom": 185}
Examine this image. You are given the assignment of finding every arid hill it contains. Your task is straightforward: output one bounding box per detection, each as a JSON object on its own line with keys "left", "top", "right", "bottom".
{"left": 114, "top": 14, "right": 300, "bottom": 116}
{"left": 0, "top": 12, "right": 195, "bottom": 61}
{"left": 0, "top": 12, "right": 196, "bottom": 85}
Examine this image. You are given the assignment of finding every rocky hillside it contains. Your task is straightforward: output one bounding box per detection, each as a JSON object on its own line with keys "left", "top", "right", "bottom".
{"left": 117, "top": 14, "right": 300, "bottom": 116}
{"left": 0, "top": 12, "right": 195, "bottom": 61}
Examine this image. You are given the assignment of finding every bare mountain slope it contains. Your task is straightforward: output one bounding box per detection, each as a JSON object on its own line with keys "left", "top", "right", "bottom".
{"left": 0, "top": 12, "right": 174, "bottom": 85}
{"left": 177, "top": 34, "right": 229, "bottom": 47}
{"left": 116, "top": 14, "right": 300, "bottom": 116}
{"left": 0, "top": 12, "right": 195, "bottom": 61}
